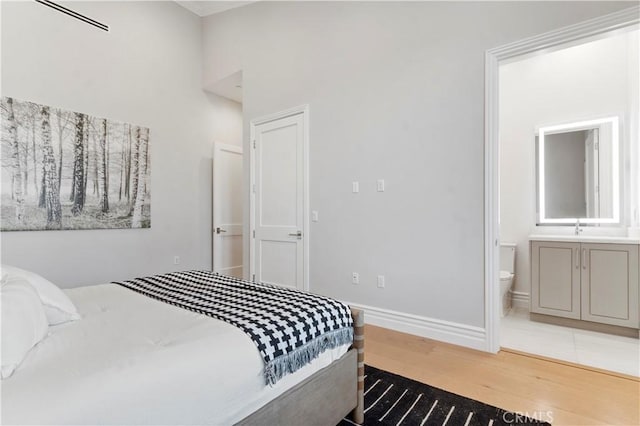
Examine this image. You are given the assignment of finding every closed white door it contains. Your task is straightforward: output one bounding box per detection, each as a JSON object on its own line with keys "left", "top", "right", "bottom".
{"left": 213, "top": 142, "right": 243, "bottom": 278}
{"left": 251, "top": 108, "right": 307, "bottom": 290}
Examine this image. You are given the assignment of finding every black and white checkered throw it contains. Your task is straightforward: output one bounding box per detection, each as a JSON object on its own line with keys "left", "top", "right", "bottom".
{"left": 113, "top": 270, "right": 353, "bottom": 385}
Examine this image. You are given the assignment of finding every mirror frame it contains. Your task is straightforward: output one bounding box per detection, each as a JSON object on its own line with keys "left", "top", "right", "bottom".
{"left": 538, "top": 116, "right": 620, "bottom": 224}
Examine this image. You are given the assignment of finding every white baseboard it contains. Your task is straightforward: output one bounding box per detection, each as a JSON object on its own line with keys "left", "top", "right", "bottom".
{"left": 510, "top": 290, "right": 530, "bottom": 309}
{"left": 345, "top": 301, "right": 487, "bottom": 351}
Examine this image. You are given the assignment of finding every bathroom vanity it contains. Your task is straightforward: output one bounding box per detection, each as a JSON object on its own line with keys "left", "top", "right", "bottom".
{"left": 529, "top": 115, "right": 640, "bottom": 336}
{"left": 530, "top": 235, "right": 639, "bottom": 335}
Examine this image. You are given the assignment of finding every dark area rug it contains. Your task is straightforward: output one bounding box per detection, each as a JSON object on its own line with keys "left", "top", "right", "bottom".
{"left": 338, "top": 365, "right": 551, "bottom": 426}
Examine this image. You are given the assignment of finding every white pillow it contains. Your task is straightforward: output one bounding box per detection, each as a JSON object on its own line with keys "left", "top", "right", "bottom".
{"left": 1, "top": 280, "right": 49, "bottom": 379}
{"left": 0, "top": 265, "right": 80, "bottom": 325}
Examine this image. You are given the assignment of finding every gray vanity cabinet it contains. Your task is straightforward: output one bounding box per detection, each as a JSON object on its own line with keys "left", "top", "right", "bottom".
{"left": 531, "top": 240, "right": 640, "bottom": 329}
{"left": 531, "top": 241, "right": 581, "bottom": 319}
{"left": 580, "top": 243, "right": 639, "bottom": 328}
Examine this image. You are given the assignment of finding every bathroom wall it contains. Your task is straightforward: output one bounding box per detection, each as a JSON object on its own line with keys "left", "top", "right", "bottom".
{"left": 500, "top": 30, "right": 639, "bottom": 301}
{"left": 629, "top": 32, "right": 640, "bottom": 234}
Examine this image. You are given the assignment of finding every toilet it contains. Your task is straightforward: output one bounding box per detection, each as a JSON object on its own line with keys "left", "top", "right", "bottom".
{"left": 499, "top": 243, "right": 517, "bottom": 317}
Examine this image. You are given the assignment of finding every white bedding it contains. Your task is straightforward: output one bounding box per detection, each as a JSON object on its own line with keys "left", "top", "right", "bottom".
{"left": 1, "top": 283, "right": 349, "bottom": 425}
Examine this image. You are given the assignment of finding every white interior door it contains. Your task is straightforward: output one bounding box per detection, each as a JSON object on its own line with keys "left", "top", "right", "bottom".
{"left": 251, "top": 108, "right": 307, "bottom": 290}
{"left": 213, "top": 142, "right": 243, "bottom": 278}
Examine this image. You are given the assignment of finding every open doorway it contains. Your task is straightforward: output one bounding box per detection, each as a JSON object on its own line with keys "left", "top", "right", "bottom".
{"left": 485, "top": 8, "right": 639, "bottom": 377}
{"left": 210, "top": 71, "right": 244, "bottom": 278}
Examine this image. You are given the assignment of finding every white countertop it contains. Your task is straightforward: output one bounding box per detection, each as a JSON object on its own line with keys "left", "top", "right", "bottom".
{"left": 529, "top": 234, "right": 640, "bottom": 244}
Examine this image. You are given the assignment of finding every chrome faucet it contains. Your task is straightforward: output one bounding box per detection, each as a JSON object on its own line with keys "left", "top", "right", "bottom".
{"left": 575, "top": 219, "right": 583, "bottom": 235}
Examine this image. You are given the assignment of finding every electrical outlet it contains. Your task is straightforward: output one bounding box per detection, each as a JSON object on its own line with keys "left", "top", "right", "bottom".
{"left": 352, "top": 272, "right": 360, "bottom": 284}
{"left": 174, "top": 256, "right": 180, "bottom": 265}
{"left": 377, "top": 275, "right": 385, "bottom": 288}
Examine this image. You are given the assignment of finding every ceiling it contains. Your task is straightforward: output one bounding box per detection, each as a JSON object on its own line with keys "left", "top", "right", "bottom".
{"left": 175, "top": 1, "right": 256, "bottom": 17}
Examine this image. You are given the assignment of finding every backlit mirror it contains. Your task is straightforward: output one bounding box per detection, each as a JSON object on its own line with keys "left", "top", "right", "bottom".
{"left": 537, "top": 117, "right": 620, "bottom": 224}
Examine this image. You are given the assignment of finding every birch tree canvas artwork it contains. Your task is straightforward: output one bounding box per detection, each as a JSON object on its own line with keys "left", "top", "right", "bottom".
{"left": 1, "top": 97, "right": 150, "bottom": 231}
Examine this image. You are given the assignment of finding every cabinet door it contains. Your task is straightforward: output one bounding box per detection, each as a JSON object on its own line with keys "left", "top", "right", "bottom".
{"left": 581, "top": 244, "right": 639, "bottom": 328}
{"left": 531, "top": 241, "right": 581, "bottom": 319}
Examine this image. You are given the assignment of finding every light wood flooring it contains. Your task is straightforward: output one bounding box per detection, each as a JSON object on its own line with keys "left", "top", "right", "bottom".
{"left": 365, "top": 324, "right": 640, "bottom": 426}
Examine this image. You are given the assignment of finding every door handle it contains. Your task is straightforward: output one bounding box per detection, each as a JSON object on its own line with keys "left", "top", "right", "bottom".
{"left": 288, "top": 231, "right": 302, "bottom": 239}
{"left": 582, "top": 248, "right": 587, "bottom": 270}
{"left": 575, "top": 248, "right": 579, "bottom": 269}
{"left": 216, "top": 227, "right": 227, "bottom": 234}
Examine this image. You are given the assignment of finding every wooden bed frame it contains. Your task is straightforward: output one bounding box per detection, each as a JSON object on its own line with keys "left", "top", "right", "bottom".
{"left": 237, "top": 308, "right": 365, "bottom": 425}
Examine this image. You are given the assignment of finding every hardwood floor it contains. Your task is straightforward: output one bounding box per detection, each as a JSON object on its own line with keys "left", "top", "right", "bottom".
{"left": 365, "top": 324, "right": 639, "bottom": 426}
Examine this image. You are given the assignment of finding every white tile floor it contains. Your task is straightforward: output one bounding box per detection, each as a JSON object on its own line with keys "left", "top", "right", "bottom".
{"left": 500, "top": 307, "right": 640, "bottom": 377}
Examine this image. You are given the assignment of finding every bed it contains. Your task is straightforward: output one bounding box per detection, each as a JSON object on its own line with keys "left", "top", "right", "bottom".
{"left": 1, "top": 270, "right": 364, "bottom": 426}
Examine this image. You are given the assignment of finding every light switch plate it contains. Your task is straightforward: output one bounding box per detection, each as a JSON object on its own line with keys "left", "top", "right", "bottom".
{"left": 377, "top": 179, "right": 385, "bottom": 192}
{"left": 352, "top": 182, "right": 359, "bottom": 193}
{"left": 377, "top": 275, "right": 385, "bottom": 288}
{"left": 312, "top": 211, "right": 319, "bottom": 222}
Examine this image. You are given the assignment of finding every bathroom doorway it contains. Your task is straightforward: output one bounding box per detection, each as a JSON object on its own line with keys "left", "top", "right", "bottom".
{"left": 485, "top": 8, "right": 640, "bottom": 377}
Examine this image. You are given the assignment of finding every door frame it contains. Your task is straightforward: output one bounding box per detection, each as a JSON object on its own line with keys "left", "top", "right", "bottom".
{"left": 484, "top": 6, "right": 639, "bottom": 352}
{"left": 212, "top": 141, "right": 243, "bottom": 276}
{"left": 249, "top": 104, "right": 310, "bottom": 291}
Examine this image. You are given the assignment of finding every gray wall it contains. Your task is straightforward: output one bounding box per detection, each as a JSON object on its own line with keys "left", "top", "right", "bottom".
{"left": 202, "top": 1, "right": 634, "bottom": 328}
{"left": 0, "top": 1, "right": 240, "bottom": 287}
